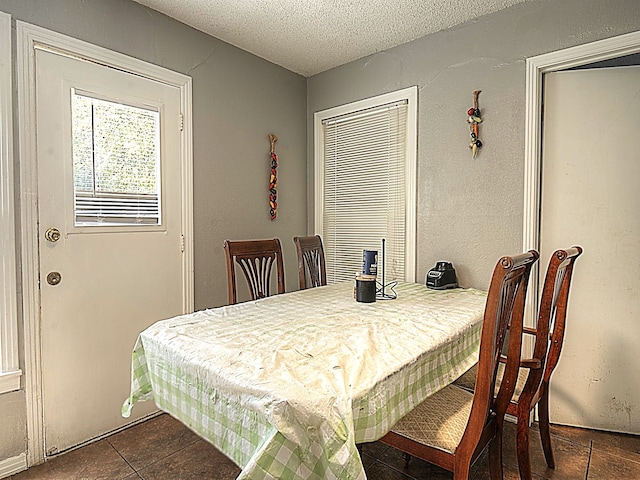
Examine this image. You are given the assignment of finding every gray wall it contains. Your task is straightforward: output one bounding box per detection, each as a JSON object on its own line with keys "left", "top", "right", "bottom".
{"left": 2, "top": 0, "right": 640, "bottom": 470}
{"left": 0, "top": 0, "right": 306, "bottom": 465}
{"left": 307, "top": 0, "right": 640, "bottom": 289}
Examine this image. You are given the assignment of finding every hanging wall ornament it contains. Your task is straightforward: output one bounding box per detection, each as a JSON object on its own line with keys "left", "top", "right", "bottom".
{"left": 269, "top": 134, "right": 278, "bottom": 220}
{"left": 467, "top": 90, "right": 483, "bottom": 159}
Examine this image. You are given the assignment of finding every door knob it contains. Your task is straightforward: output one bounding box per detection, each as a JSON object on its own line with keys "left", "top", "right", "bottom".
{"left": 45, "top": 228, "right": 61, "bottom": 243}
{"left": 46, "top": 272, "right": 62, "bottom": 286}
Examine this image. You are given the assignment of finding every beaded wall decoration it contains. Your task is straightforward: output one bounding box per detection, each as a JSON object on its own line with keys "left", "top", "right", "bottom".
{"left": 269, "top": 133, "right": 278, "bottom": 220}
{"left": 467, "top": 90, "right": 483, "bottom": 159}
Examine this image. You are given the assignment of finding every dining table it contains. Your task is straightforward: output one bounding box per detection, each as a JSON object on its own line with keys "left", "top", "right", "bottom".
{"left": 122, "top": 280, "right": 487, "bottom": 479}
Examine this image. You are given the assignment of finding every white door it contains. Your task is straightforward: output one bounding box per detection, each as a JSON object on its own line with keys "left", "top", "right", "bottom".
{"left": 36, "top": 49, "right": 187, "bottom": 454}
{"left": 541, "top": 66, "right": 640, "bottom": 434}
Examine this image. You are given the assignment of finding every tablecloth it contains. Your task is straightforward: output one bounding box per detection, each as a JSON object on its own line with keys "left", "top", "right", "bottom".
{"left": 123, "top": 281, "right": 487, "bottom": 479}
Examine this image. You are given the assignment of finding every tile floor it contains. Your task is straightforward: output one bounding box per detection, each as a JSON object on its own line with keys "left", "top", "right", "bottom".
{"left": 9, "top": 413, "right": 640, "bottom": 479}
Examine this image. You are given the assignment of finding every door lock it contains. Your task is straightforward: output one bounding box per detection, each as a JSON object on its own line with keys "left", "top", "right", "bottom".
{"left": 46, "top": 272, "right": 62, "bottom": 286}
{"left": 45, "top": 228, "right": 61, "bottom": 243}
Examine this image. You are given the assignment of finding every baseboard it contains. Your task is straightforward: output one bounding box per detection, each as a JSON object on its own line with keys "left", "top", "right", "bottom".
{"left": 0, "top": 452, "right": 27, "bottom": 479}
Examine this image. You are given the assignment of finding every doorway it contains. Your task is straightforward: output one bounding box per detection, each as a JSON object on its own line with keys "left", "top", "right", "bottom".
{"left": 540, "top": 65, "right": 639, "bottom": 433}
{"left": 18, "top": 23, "right": 193, "bottom": 464}
{"left": 523, "top": 31, "right": 640, "bottom": 435}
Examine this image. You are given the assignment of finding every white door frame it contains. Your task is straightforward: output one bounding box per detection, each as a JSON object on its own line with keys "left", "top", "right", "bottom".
{"left": 522, "top": 29, "right": 640, "bottom": 332}
{"left": 17, "top": 22, "right": 194, "bottom": 466}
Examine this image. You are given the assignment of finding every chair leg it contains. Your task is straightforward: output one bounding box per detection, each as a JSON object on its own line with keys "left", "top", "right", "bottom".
{"left": 453, "top": 462, "right": 471, "bottom": 480}
{"left": 488, "top": 433, "right": 504, "bottom": 480}
{"left": 402, "top": 452, "right": 411, "bottom": 468}
{"left": 538, "top": 391, "right": 556, "bottom": 469}
{"left": 516, "top": 411, "right": 533, "bottom": 480}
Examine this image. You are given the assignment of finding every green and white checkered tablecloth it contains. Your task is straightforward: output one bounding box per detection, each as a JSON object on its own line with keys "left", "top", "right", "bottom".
{"left": 123, "top": 281, "right": 486, "bottom": 479}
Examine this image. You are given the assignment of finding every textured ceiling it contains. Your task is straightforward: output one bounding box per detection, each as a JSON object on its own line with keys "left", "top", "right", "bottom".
{"left": 132, "top": 0, "right": 529, "bottom": 77}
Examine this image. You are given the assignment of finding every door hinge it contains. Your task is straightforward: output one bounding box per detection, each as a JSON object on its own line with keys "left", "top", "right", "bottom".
{"left": 181, "top": 234, "right": 185, "bottom": 253}
{"left": 179, "top": 114, "right": 184, "bottom": 132}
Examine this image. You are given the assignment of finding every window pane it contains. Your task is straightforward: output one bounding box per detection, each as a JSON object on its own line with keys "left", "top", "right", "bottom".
{"left": 72, "top": 91, "right": 160, "bottom": 225}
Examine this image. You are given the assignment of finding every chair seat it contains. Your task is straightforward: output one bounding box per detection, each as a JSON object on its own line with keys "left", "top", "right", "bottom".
{"left": 390, "top": 385, "right": 473, "bottom": 454}
{"left": 454, "top": 362, "right": 529, "bottom": 403}
{"left": 453, "top": 363, "right": 478, "bottom": 392}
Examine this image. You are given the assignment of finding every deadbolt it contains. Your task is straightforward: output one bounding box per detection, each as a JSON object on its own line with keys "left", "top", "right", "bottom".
{"left": 46, "top": 272, "right": 62, "bottom": 286}
{"left": 45, "top": 228, "right": 61, "bottom": 243}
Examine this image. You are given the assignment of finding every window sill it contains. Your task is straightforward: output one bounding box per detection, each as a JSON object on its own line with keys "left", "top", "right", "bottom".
{"left": 0, "top": 370, "right": 22, "bottom": 394}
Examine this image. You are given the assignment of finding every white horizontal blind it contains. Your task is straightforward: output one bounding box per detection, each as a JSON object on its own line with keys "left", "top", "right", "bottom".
{"left": 74, "top": 191, "right": 159, "bottom": 225}
{"left": 322, "top": 100, "right": 408, "bottom": 283}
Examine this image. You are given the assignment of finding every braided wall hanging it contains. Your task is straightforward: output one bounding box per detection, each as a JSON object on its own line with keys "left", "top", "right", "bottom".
{"left": 467, "top": 90, "right": 483, "bottom": 159}
{"left": 269, "top": 133, "right": 278, "bottom": 220}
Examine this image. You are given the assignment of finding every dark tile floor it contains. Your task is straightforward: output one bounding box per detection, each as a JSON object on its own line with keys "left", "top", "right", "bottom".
{"left": 10, "top": 413, "right": 640, "bottom": 479}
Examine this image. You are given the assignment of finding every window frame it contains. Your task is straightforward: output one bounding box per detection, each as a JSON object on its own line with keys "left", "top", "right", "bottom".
{"left": 70, "top": 89, "right": 163, "bottom": 227}
{"left": 0, "top": 11, "right": 21, "bottom": 394}
{"left": 313, "top": 87, "right": 418, "bottom": 282}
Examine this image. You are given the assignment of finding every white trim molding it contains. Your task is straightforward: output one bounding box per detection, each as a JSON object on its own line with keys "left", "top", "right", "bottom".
{"left": 0, "top": 452, "right": 27, "bottom": 478}
{"left": 523, "top": 30, "right": 640, "bottom": 328}
{"left": 17, "top": 21, "right": 194, "bottom": 466}
{"left": 0, "top": 370, "right": 21, "bottom": 395}
{"left": 0, "top": 11, "right": 22, "bottom": 396}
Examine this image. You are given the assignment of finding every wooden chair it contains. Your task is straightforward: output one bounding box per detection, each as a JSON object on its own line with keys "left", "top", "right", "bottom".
{"left": 293, "top": 235, "right": 327, "bottom": 289}
{"left": 454, "top": 246, "right": 582, "bottom": 480}
{"left": 223, "top": 238, "right": 285, "bottom": 305}
{"left": 379, "top": 250, "right": 539, "bottom": 480}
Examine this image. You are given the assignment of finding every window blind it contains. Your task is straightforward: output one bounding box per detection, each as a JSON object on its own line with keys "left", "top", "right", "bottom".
{"left": 74, "top": 191, "right": 159, "bottom": 225}
{"left": 322, "top": 100, "right": 408, "bottom": 283}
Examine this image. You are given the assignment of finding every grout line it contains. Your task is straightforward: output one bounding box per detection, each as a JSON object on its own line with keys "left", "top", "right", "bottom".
{"left": 588, "top": 439, "right": 640, "bottom": 467}
{"left": 585, "top": 439, "right": 593, "bottom": 480}
{"left": 374, "top": 460, "right": 415, "bottom": 479}
{"left": 106, "top": 437, "right": 138, "bottom": 475}
{"left": 113, "top": 437, "right": 207, "bottom": 476}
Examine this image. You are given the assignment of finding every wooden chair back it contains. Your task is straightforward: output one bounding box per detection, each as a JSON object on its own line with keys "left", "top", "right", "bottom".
{"left": 459, "top": 250, "right": 539, "bottom": 466}
{"left": 223, "top": 238, "right": 285, "bottom": 305}
{"left": 508, "top": 245, "right": 582, "bottom": 479}
{"left": 538, "top": 246, "right": 583, "bottom": 391}
{"left": 293, "top": 235, "right": 327, "bottom": 289}
{"left": 380, "top": 250, "right": 539, "bottom": 479}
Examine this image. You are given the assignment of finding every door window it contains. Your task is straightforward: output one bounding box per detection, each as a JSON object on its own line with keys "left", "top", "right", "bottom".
{"left": 72, "top": 90, "right": 160, "bottom": 226}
